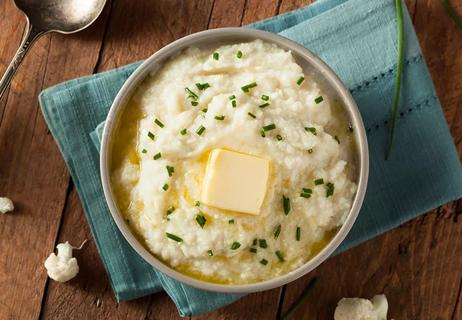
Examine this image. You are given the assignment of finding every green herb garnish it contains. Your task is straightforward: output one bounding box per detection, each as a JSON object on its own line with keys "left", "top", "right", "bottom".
{"left": 185, "top": 87, "right": 199, "bottom": 100}
{"left": 260, "top": 129, "right": 266, "bottom": 138}
{"left": 166, "top": 165, "right": 175, "bottom": 177}
{"left": 231, "top": 100, "right": 237, "bottom": 108}
{"left": 153, "top": 152, "right": 162, "bottom": 160}
{"left": 213, "top": 52, "right": 219, "bottom": 60}
{"left": 259, "top": 102, "right": 270, "bottom": 109}
{"left": 228, "top": 219, "right": 235, "bottom": 224}
{"left": 166, "top": 206, "right": 175, "bottom": 215}
{"left": 230, "top": 242, "right": 241, "bottom": 250}
{"left": 314, "top": 178, "right": 324, "bottom": 185}
{"left": 141, "top": 149, "right": 147, "bottom": 154}
{"left": 260, "top": 259, "right": 268, "bottom": 265}
{"left": 307, "top": 148, "right": 313, "bottom": 154}
{"left": 283, "top": 195, "right": 291, "bottom": 215}
{"left": 194, "top": 201, "right": 200, "bottom": 207}
{"left": 208, "top": 250, "right": 214, "bottom": 256}
{"left": 274, "top": 224, "right": 281, "bottom": 239}
{"left": 195, "top": 214, "right": 207, "bottom": 228}
{"left": 275, "top": 250, "right": 284, "bottom": 262}
{"left": 386, "top": 0, "right": 405, "bottom": 160}
{"left": 300, "top": 192, "right": 311, "bottom": 199}
{"left": 202, "top": 108, "right": 208, "bottom": 113}
{"left": 296, "top": 76, "right": 305, "bottom": 85}
{"left": 263, "top": 123, "right": 276, "bottom": 131}
{"left": 236, "top": 50, "right": 243, "bottom": 58}
{"left": 180, "top": 128, "right": 188, "bottom": 135}
{"left": 191, "top": 101, "right": 199, "bottom": 106}
{"left": 162, "top": 183, "right": 169, "bottom": 191}
{"left": 147, "top": 131, "right": 155, "bottom": 140}
{"left": 334, "top": 135, "right": 340, "bottom": 144}
{"left": 276, "top": 135, "right": 283, "bottom": 141}
{"left": 195, "top": 82, "right": 211, "bottom": 91}
{"left": 250, "top": 248, "right": 257, "bottom": 253}
{"left": 326, "top": 182, "right": 335, "bottom": 197}
{"left": 441, "top": 0, "right": 462, "bottom": 30}
{"left": 305, "top": 127, "right": 317, "bottom": 135}
{"left": 248, "top": 112, "right": 256, "bottom": 119}
{"left": 155, "top": 118, "right": 164, "bottom": 128}
{"left": 314, "top": 96, "right": 324, "bottom": 104}
{"left": 296, "top": 227, "right": 301, "bottom": 241}
{"left": 261, "top": 94, "right": 269, "bottom": 101}
{"left": 252, "top": 239, "right": 258, "bottom": 246}
{"left": 229, "top": 95, "right": 236, "bottom": 100}
{"left": 214, "top": 115, "right": 225, "bottom": 121}
{"left": 241, "top": 82, "right": 258, "bottom": 93}
{"left": 259, "top": 239, "right": 268, "bottom": 249}
{"left": 196, "top": 125, "right": 206, "bottom": 136}
{"left": 166, "top": 232, "right": 183, "bottom": 242}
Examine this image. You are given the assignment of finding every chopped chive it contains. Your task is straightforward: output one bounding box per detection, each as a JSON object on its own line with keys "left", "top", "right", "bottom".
{"left": 296, "top": 227, "right": 301, "bottom": 241}
{"left": 300, "top": 193, "right": 311, "bottom": 198}
{"left": 147, "top": 131, "right": 155, "bottom": 140}
{"left": 230, "top": 242, "right": 241, "bottom": 250}
{"left": 213, "top": 52, "right": 219, "bottom": 60}
{"left": 303, "top": 188, "right": 312, "bottom": 194}
{"left": 305, "top": 127, "right": 317, "bottom": 135}
{"left": 296, "top": 76, "right": 305, "bottom": 85}
{"left": 229, "top": 95, "right": 236, "bottom": 100}
{"left": 261, "top": 94, "right": 269, "bottom": 101}
{"left": 263, "top": 123, "right": 276, "bottom": 131}
{"left": 141, "top": 149, "right": 147, "bottom": 154}
{"left": 166, "top": 206, "right": 175, "bottom": 215}
{"left": 231, "top": 100, "right": 237, "bottom": 108}
{"left": 208, "top": 250, "right": 214, "bottom": 256}
{"left": 153, "top": 152, "right": 162, "bottom": 160}
{"left": 276, "top": 135, "right": 283, "bottom": 141}
{"left": 274, "top": 224, "right": 281, "bottom": 239}
{"left": 259, "top": 102, "right": 270, "bottom": 109}
{"left": 195, "top": 214, "right": 207, "bottom": 228}
{"left": 196, "top": 125, "right": 206, "bottom": 136}
{"left": 194, "top": 201, "right": 200, "bottom": 207}
{"left": 214, "top": 115, "right": 225, "bottom": 121}
{"left": 236, "top": 50, "right": 243, "bottom": 58}
{"left": 250, "top": 247, "right": 257, "bottom": 253}
{"left": 334, "top": 135, "right": 340, "bottom": 144}
{"left": 195, "top": 82, "right": 211, "bottom": 91}
{"left": 326, "top": 182, "right": 335, "bottom": 197}
{"left": 155, "top": 118, "right": 164, "bottom": 128}
{"left": 166, "top": 232, "right": 183, "bottom": 242}
{"left": 260, "top": 129, "right": 266, "bottom": 138}
{"left": 180, "top": 128, "right": 188, "bottom": 135}
{"left": 314, "top": 96, "right": 324, "bottom": 104}
{"left": 275, "top": 250, "right": 285, "bottom": 262}
{"left": 307, "top": 148, "right": 313, "bottom": 154}
{"left": 228, "top": 219, "right": 235, "bottom": 224}
{"left": 202, "top": 108, "right": 208, "bottom": 113}
{"left": 260, "top": 259, "right": 268, "bottom": 266}
{"left": 252, "top": 239, "right": 258, "bottom": 246}
{"left": 162, "top": 183, "right": 169, "bottom": 191}
{"left": 259, "top": 239, "right": 268, "bottom": 249}
{"left": 191, "top": 101, "right": 199, "bottom": 106}
{"left": 248, "top": 112, "right": 256, "bottom": 119}
{"left": 314, "top": 178, "right": 324, "bottom": 185}
{"left": 241, "top": 82, "right": 258, "bottom": 93}
{"left": 166, "top": 165, "right": 175, "bottom": 177}
{"left": 283, "top": 195, "right": 291, "bottom": 215}
{"left": 185, "top": 87, "right": 199, "bottom": 100}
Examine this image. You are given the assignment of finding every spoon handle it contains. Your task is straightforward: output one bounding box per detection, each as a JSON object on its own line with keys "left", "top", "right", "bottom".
{"left": 0, "top": 19, "right": 44, "bottom": 101}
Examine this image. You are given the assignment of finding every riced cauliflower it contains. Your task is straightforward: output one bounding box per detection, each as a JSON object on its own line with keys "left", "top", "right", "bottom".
{"left": 0, "top": 197, "right": 14, "bottom": 214}
{"left": 334, "top": 294, "right": 388, "bottom": 320}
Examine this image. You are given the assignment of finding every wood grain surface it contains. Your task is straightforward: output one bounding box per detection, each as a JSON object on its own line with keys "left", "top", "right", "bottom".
{"left": 0, "top": 0, "right": 460, "bottom": 319}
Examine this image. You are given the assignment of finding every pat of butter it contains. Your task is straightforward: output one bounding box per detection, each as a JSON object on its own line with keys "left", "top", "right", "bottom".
{"left": 201, "top": 149, "right": 270, "bottom": 215}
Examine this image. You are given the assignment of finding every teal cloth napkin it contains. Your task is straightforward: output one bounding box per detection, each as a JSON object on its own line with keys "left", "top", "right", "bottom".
{"left": 39, "top": 0, "right": 462, "bottom": 316}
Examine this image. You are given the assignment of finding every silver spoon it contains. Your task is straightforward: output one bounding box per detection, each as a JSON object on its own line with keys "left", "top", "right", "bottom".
{"left": 0, "top": 0, "right": 107, "bottom": 100}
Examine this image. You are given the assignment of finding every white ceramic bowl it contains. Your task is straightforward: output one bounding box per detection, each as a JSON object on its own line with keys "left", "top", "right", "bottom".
{"left": 100, "top": 28, "right": 369, "bottom": 293}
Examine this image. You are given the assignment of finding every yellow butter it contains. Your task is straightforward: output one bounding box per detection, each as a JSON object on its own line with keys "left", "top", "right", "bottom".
{"left": 201, "top": 149, "right": 270, "bottom": 215}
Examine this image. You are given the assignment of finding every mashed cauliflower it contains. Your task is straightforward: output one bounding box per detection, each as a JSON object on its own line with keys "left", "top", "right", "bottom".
{"left": 110, "top": 40, "right": 357, "bottom": 284}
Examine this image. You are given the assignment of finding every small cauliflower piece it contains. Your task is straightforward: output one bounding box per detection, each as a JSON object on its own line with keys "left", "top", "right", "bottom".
{"left": 44, "top": 241, "right": 83, "bottom": 283}
{"left": 334, "top": 294, "right": 388, "bottom": 320}
{"left": 0, "top": 197, "right": 14, "bottom": 214}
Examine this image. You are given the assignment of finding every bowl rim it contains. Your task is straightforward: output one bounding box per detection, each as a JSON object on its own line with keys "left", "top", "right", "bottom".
{"left": 100, "top": 27, "right": 369, "bottom": 294}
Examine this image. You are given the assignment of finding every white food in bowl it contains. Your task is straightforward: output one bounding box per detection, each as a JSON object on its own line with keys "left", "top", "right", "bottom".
{"left": 110, "top": 40, "right": 357, "bottom": 284}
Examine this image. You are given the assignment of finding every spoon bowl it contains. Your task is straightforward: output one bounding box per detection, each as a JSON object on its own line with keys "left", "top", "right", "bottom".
{"left": 0, "top": 0, "right": 107, "bottom": 100}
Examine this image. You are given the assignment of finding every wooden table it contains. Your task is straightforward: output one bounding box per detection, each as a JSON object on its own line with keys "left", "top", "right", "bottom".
{"left": 0, "top": 1, "right": 461, "bottom": 319}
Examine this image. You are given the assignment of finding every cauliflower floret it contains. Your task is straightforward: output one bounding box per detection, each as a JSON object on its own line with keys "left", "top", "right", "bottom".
{"left": 334, "top": 294, "right": 388, "bottom": 320}
{"left": 0, "top": 197, "right": 14, "bottom": 214}
{"left": 44, "top": 241, "right": 86, "bottom": 282}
